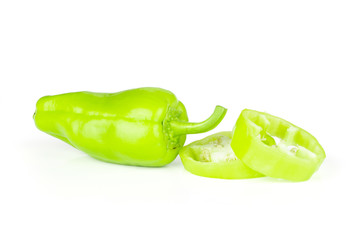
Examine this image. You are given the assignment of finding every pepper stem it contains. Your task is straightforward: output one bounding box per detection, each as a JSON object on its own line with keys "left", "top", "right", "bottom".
{"left": 170, "top": 105, "right": 227, "bottom": 136}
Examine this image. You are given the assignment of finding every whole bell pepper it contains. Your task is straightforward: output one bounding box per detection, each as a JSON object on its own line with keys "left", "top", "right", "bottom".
{"left": 34, "top": 87, "right": 227, "bottom": 167}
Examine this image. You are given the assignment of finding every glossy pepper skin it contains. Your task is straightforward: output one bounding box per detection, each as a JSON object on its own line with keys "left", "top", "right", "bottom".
{"left": 231, "top": 109, "right": 326, "bottom": 181}
{"left": 34, "top": 87, "right": 226, "bottom": 167}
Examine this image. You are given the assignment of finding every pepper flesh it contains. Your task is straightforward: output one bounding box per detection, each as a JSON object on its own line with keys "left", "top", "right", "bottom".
{"left": 231, "top": 109, "right": 326, "bottom": 181}
{"left": 34, "top": 87, "right": 227, "bottom": 167}
{"left": 179, "top": 132, "right": 264, "bottom": 179}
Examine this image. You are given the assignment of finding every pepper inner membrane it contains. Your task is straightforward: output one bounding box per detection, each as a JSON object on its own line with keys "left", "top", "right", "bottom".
{"left": 245, "top": 111, "right": 319, "bottom": 159}
{"left": 192, "top": 135, "right": 237, "bottom": 163}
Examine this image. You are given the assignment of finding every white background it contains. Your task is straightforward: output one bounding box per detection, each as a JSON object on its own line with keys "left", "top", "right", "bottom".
{"left": 1, "top": 1, "right": 359, "bottom": 239}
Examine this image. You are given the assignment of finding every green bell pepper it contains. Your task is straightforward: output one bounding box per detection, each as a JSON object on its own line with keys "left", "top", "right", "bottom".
{"left": 231, "top": 109, "right": 326, "bottom": 181}
{"left": 34, "top": 87, "right": 227, "bottom": 167}
{"left": 179, "top": 132, "right": 264, "bottom": 179}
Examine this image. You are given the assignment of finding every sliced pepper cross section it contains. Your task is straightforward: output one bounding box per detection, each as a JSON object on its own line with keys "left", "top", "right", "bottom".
{"left": 231, "top": 109, "right": 326, "bottom": 181}
{"left": 179, "top": 132, "right": 264, "bottom": 179}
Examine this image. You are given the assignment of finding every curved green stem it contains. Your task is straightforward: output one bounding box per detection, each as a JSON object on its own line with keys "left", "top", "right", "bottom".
{"left": 170, "top": 105, "right": 227, "bottom": 136}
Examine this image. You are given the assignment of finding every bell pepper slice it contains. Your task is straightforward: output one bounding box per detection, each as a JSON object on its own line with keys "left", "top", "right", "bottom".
{"left": 179, "top": 131, "right": 264, "bottom": 179}
{"left": 231, "top": 109, "right": 326, "bottom": 181}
